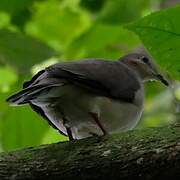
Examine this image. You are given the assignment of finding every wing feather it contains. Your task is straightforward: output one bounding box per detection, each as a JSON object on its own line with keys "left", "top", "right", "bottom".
{"left": 47, "top": 59, "right": 140, "bottom": 102}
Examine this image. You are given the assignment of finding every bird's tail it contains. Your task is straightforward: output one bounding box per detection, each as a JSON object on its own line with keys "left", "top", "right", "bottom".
{"left": 6, "top": 84, "right": 61, "bottom": 106}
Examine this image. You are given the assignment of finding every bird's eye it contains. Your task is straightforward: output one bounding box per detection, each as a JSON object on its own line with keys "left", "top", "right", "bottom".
{"left": 141, "top": 56, "right": 149, "bottom": 63}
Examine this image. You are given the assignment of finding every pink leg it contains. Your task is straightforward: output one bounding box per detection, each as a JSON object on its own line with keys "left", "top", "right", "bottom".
{"left": 89, "top": 112, "right": 107, "bottom": 136}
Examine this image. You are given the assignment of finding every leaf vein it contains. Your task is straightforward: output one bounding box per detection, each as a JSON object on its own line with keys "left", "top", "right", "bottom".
{"left": 133, "top": 25, "right": 180, "bottom": 37}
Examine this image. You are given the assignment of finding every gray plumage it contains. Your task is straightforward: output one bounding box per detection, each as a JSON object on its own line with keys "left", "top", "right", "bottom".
{"left": 6, "top": 53, "right": 168, "bottom": 139}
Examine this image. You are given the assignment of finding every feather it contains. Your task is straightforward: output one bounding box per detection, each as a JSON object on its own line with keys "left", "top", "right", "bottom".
{"left": 47, "top": 59, "right": 140, "bottom": 102}
{"left": 6, "top": 84, "right": 62, "bottom": 105}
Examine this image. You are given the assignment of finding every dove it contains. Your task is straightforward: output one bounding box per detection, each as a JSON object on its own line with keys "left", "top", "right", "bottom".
{"left": 6, "top": 53, "right": 168, "bottom": 140}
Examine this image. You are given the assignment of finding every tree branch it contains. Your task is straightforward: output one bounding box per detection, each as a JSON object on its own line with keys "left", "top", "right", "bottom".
{"left": 1, "top": 124, "right": 180, "bottom": 180}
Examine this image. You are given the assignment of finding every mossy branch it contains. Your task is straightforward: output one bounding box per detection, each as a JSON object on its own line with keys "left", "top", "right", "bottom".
{"left": 0, "top": 124, "right": 180, "bottom": 180}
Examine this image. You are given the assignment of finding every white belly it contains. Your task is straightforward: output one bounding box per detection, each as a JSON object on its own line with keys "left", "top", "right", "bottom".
{"left": 99, "top": 98, "right": 143, "bottom": 133}
{"left": 32, "top": 85, "right": 144, "bottom": 139}
{"left": 71, "top": 88, "right": 144, "bottom": 139}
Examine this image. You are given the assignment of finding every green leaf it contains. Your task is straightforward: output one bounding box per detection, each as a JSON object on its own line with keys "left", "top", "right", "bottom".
{"left": 0, "top": 12, "right": 11, "bottom": 29}
{"left": 0, "top": 0, "right": 35, "bottom": 27}
{"left": 11, "top": 8, "right": 32, "bottom": 29}
{"left": 41, "top": 128, "right": 68, "bottom": 145}
{"left": 0, "top": 0, "right": 33, "bottom": 14}
{"left": 0, "top": 0, "right": 48, "bottom": 28}
{"left": 98, "top": 0, "right": 147, "bottom": 24}
{"left": 26, "top": 0, "right": 91, "bottom": 52}
{"left": 0, "top": 29, "right": 56, "bottom": 74}
{"left": 126, "top": 5, "right": 180, "bottom": 80}
{"left": 80, "top": 0, "right": 106, "bottom": 12}
{"left": 0, "top": 66, "right": 18, "bottom": 92}
{"left": 66, "top": 23, "right": 140, "bottom": 59}
{"left": 0, "top": 88, "right": 50, "bottom": 151}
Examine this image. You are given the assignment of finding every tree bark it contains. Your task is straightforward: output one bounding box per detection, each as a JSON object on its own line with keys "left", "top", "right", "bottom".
{"left": 0, "top": 124, "right": 180, "bottom": 180}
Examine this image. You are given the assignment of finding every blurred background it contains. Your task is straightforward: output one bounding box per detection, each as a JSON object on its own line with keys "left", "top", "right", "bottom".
{"left": 0, "top": 0, "right": 180, "bottom": 152}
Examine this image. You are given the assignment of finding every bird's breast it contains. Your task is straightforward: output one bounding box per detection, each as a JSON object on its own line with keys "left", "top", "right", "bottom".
{"left": 66, "top": 86, "right": 144, "bottom": 138}
{"left": 94, "top": 91, "right": 142, "bottom": 133}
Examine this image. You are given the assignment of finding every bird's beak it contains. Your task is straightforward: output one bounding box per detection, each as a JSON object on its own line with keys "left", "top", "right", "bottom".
{"left": 155, "top": 74, "right": 169, "bottom": 86}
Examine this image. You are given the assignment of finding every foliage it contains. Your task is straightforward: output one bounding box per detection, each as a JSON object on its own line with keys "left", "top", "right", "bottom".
{"left": 0, "top": 0, "right": 179, "bottom": 152}
{"left": 0, "top": 29, "right": 56, "bottom": 73}
{"left": 126, "top": 5, "right": 180, "bottom": 80}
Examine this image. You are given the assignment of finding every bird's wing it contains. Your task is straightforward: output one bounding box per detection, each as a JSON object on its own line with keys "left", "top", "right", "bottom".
{"left": 6, "top": 69, "right": 68, "bottom": 136}
{"left": 46, "top": 59, "right": 141, "bottom": 102}
{"left": 6, "top": 58, "right": 140, "bottom": 136}
{"left": 29, "top": 103, "right": 67, "bottom": 136}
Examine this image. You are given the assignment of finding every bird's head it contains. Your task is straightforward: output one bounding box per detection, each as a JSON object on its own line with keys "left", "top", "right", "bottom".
{"left": 120, "top": 53, "right": 169, "bottom": 86}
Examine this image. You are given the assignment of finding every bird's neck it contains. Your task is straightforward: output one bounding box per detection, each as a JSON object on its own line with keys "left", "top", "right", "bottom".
{"left": 121, "top": 61, "right": 153, "bottom": 83}
{"left": 120, "top": 61, "right": 144, "bottom": 82}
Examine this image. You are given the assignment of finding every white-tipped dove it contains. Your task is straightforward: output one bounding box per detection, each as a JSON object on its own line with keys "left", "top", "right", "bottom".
{"left": 7, "top": 53, "right": 168, "bottom": 140}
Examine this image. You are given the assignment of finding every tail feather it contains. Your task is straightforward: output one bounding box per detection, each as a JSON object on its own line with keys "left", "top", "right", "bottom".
{"left": 6, "top": 84, "right": 61, "bottom": 105}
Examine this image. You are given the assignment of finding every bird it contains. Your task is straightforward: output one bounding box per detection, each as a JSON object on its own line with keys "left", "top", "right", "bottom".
{"left": 6, "top": 53, "right": 169, "bottom": 140}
